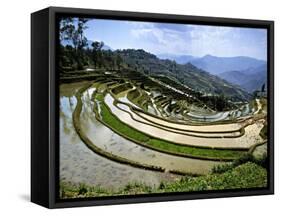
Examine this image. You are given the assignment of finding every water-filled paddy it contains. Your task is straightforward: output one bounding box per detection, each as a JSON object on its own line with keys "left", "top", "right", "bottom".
{"left": 60, "top": 82, "right": 181, "bottom": 189}
{"left": 59, "top": 79, "right": 267, "bottom": 193}
{"left": 104, "top": 93, "right": 263, "bottom": 149}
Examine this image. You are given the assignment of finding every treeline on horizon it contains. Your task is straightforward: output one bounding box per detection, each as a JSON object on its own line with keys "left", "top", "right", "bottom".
{"left": 59, "top": 17, "right": 128, "bottom": 72}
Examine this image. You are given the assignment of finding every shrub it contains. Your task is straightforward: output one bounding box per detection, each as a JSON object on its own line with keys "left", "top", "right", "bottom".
{"left": 212, "top": 163, "right": 233, "bottom": 174}
{"left": 212, "top": 152, "right": 268, "bottom": 174}
{"left": 159, "top": 181, "right": 165, "bottom": 190}
{"left": 253, "top": 153, "right": 268, "bottom": 168}
{"left": 78, "top": 183, "right": 88, "bottom": 195}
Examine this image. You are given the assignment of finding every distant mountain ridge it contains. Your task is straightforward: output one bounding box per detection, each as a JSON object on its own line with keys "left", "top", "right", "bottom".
{"left": 157, "top": 54, "right": 197, "bottom": 64}
{"left": 156, "top": 54, "right": 266, "bottom": 76}
{"left": 157, "top": 53, "right": 267, "bottom": 93}
{"left": 189, "top": 55, "right": 266, "bottom": 75}
{"left": 220, "top": 63, "right": 267, "bottom": 93}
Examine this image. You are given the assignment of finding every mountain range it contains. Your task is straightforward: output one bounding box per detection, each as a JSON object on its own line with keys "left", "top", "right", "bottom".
{"left": 158, "top": 54, "right": 266, "bottom": 74}
{"left": 157, "top": 54, "right": 197, "bottom": 64}
{"left": 189, "top": 55, "right": 266, "bottom": 75}
{"left": 157, "top": 53, "right": 267, "bottom": 92}
{"left": 119, "top": 49, "right": 250, "bottom": 101}
{"left": 219, "top": 63, "right": 267, "bottom": 93}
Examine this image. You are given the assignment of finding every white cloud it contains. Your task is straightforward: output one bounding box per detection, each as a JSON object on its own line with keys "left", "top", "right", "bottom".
{"left": 128, "top": 21, "right": 267, "bottom": 59}
{"left": 130, "top": 23, "right": 193, "bottom": 54}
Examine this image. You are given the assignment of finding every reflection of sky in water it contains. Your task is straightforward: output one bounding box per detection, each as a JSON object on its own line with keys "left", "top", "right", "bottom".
{"left": 118, "top": 96, "right": 140, "bottom": 109}
{"left": 187, "top": 111, "right": 229, "bottom": 121}
{"left": 59, "top": 83, "right": 179, "bottom": 190}
{"left": 83, "top": 93, "right": 223, "bottom": 174}
{"left": 60, "top": 96, "right": 77, "bottom": 118}
{"left": 61, "top": 82, "right": 259, "bottom": 190}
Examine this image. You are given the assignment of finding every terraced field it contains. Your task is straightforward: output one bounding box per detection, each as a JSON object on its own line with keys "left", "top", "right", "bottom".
{"left": 59, "top": 69, "right": 268, "bottom": 195}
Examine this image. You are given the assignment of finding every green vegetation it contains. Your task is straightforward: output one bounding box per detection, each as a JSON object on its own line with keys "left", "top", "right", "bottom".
{"left": 60, "top": 162, "right": 267, "bottom": 198}
{"left": 95, "top": 93, "right": 247, "bottom": 161}
{"left": 134, "top": 93, "right": 151, "bottom": 110}
{"left": 249, "top": 99, "right": 258, "bottom": 111}
{"left": 95, "top": 93, "right": 104, "bottom": 101}
{"left": 59, "top": 17, "right": 125, "bottom": 72}
{"left": 260, "top": 98, "right": 268, "bottom": 114}
{"left": 147, "top": 139, "right": 245, "bottom": 160}
{"left": 111, "top": 83, "right": 133, "bottom": 95}
{"left": 127, "top": 88, "right": 151, "bottom": 111}
{"left": 97, "top": 93, "right": 150, "bottom": 143}
{"left": 162, "top": 162, "right": 267, "bottom": 192}
{"left": 127, "top": 88, "right": 140, "bottom": 101}
{"left": 212, "top": 153, "right": 268, "bottom": 174}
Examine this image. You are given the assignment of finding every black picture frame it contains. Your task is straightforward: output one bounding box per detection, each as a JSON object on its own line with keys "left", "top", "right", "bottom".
{"left": 31, "top": 6, "right": 274, "bottom": 209}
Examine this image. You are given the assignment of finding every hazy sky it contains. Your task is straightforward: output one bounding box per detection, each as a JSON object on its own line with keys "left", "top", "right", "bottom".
{"left": 82, "top": 18, "right": 267, "bottom": 60}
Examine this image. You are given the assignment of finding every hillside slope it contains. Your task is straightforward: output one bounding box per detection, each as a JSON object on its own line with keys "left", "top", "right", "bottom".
{"left": 118, "top": 49, "right": 250, "bottom": 101}
{"left": 220, "top": 64, "right": 267, "bottom": 93}
{"left": 189, "top": 55, "right": 266, "bottom": 75}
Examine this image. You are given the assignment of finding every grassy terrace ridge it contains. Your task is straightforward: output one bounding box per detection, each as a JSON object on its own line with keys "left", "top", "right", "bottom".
{"left": 72, "top": 84, "right": 166, "bottom": 173}
{"left": 76, "top": 84, "right": 206, "bottom": 176}
{"left": 115, "top": 97, "right": 266, "bottom": 152}
{"left": 115, "top": 100, "right": 245, "bottom": 138}
{"left": 60, "top": 162, "right": 267, "bottom": 198}
{"left": 125, "top": 93, "right": 265, "bottom": 133}
{"left": 126, "top": 87, "right": 150, "bottom": 110}
{"left": 111, "top": 82, "right": 133, "bottom": 95}
{"left": 94, "top": 92, "right": 247, "bottom": 161}
{"left": 115, "top": 101, "right": 244, "bottom": 139}
{"left": 122, "top": 87, "right": 252, "bottom": 126}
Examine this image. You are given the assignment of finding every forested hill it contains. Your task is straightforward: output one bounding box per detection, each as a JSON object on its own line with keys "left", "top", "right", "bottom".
{"left": 117, "top": 49, "right": 250, "bottom": 101}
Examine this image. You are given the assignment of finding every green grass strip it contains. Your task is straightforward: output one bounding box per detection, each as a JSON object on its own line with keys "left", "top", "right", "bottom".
{"left": 161, "top": 162, "right": 267, "bottom": 192}
{"left": 60, "top": 162, "right": 267, "bottom": 198}
{"left": 73, "top": 85, "right": 165, "bottom": 173}
{"left": 147, "top": 139, "right": 244, "bottom": 159}
{"left": 96, "top": 94, "right": 246, "bottom": 161}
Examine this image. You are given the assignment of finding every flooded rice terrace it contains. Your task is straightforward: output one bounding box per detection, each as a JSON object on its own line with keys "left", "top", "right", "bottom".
{"left": 59, "top": 79, "right": 265, "bottom": 191}
{"left": 60, "top": 82, "right": 185, "bottom": 190}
